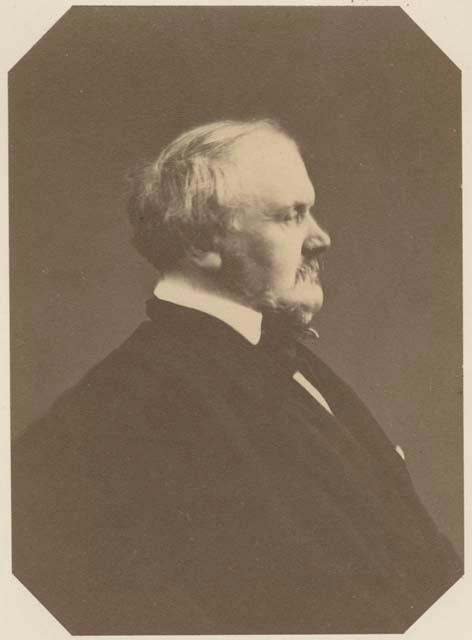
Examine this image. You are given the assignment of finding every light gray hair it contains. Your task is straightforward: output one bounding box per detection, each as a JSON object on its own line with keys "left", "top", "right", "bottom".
{"left": 127, "top": 118, "right": 294, "bottom": 272}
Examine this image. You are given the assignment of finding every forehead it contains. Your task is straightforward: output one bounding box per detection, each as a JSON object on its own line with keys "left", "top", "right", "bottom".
{"left": 226, "top": 131, "right": 315, "bottom": 208}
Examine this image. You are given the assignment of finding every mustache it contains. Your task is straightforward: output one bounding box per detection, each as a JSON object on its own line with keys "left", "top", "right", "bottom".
{"left": 296, "top": 255, "right": 325, "bottom": 283}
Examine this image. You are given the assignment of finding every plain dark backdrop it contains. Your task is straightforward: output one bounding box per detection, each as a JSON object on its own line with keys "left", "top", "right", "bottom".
{"left": 9, "top": 7, "right": 462, "bottom": 554}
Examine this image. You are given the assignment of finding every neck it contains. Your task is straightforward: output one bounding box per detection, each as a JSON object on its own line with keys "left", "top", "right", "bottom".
{"left": 170, "top": 262, "right": 256, "bottom": 311}
{"left": 154, "top": 265, "right": 264, "bottom": 346}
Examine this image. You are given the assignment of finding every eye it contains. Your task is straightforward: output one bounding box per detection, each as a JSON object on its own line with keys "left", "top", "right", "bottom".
{"left": 283, "top": 205, "right": 306, "bottom": 224}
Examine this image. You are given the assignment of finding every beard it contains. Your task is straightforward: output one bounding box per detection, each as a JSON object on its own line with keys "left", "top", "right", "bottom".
{"left": 255, "top": 286, "right": 322, "bottom": 330}
{"left": 295, "top": 259, "right": 321, "bottom": 286}
{"left": 219, "top": 256, "right": 324, "bottom": 331}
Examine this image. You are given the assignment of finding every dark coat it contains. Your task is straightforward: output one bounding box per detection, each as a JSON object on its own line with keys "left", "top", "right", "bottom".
{"left": 12, "top": 298, "right": 462, "bottom": 634}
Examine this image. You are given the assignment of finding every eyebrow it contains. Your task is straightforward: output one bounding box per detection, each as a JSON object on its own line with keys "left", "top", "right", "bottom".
{"left": 260, "top": 195, "right": 316, "bottom": 219}
{"left": 288, "top": 196, "right": 316, "bottom": 212}
{"left": 292, "top": 199, "right": 315, "bottom": 209}
{"left": 265, "top": 202, "right": 314, "bottom": 221}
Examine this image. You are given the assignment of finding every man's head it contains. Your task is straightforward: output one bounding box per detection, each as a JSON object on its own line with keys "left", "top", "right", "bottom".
{"left": 128, "top": 119, "right": 330, "bottom": 326}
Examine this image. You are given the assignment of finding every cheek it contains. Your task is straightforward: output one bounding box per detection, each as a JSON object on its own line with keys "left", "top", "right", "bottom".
{"left": 245, "top": 232, "right": 303, "bottom": 284}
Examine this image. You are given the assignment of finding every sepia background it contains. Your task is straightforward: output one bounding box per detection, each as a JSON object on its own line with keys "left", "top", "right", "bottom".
{"left": 9, "top": 6, "right": 462, "bottom": 555}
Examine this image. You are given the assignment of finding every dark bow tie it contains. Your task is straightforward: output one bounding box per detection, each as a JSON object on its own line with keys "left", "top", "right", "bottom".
{"left": 259, "top": 312, "right": 319, "bottom": 369}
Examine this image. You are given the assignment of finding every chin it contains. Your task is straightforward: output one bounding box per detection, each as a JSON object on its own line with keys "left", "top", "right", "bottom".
{"left": 293, "top": 303, "right": 321, "bottom": 327}
{"left": 288, "top": 286, "right": 324, "bottom": 316}
{"left": 238, "top": 278, "right": 324, "bottom": 322}
{"left": 255, "top": 290, "right": 323, "bottom": 330}
{"left": 286, "top": 286, "right": 324, "bottom": 323}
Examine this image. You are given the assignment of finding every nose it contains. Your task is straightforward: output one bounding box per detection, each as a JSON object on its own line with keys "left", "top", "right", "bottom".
{"left": 302, "top": 216, "right": 331, "bottom": 255}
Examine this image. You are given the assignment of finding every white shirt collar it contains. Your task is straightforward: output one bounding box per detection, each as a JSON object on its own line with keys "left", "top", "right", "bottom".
{"left": 154, "top": 273, "right": 263, "bottom": 345}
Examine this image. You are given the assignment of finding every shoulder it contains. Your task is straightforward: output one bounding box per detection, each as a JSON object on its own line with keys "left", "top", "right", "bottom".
{"left": 12, "top": 322, "right": 182, "bottom": 471}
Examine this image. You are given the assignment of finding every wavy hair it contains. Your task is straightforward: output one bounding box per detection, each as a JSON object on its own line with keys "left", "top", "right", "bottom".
{"left": 127, "top": 118, "right": 293, "bottom": 272}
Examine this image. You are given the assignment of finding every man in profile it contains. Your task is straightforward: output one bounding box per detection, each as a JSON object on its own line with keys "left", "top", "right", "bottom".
{"left": 12, "top": 119, "right": 461, "bottom": 635}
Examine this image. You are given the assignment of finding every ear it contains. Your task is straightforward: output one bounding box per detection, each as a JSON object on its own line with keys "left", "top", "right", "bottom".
{"left": 186, "top": 247, "right": 223, "bottom": 271}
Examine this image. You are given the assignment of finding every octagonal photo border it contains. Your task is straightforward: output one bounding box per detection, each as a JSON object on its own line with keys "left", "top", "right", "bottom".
{"left": 2, "top": 1, "right": 470, "bottom": 638}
